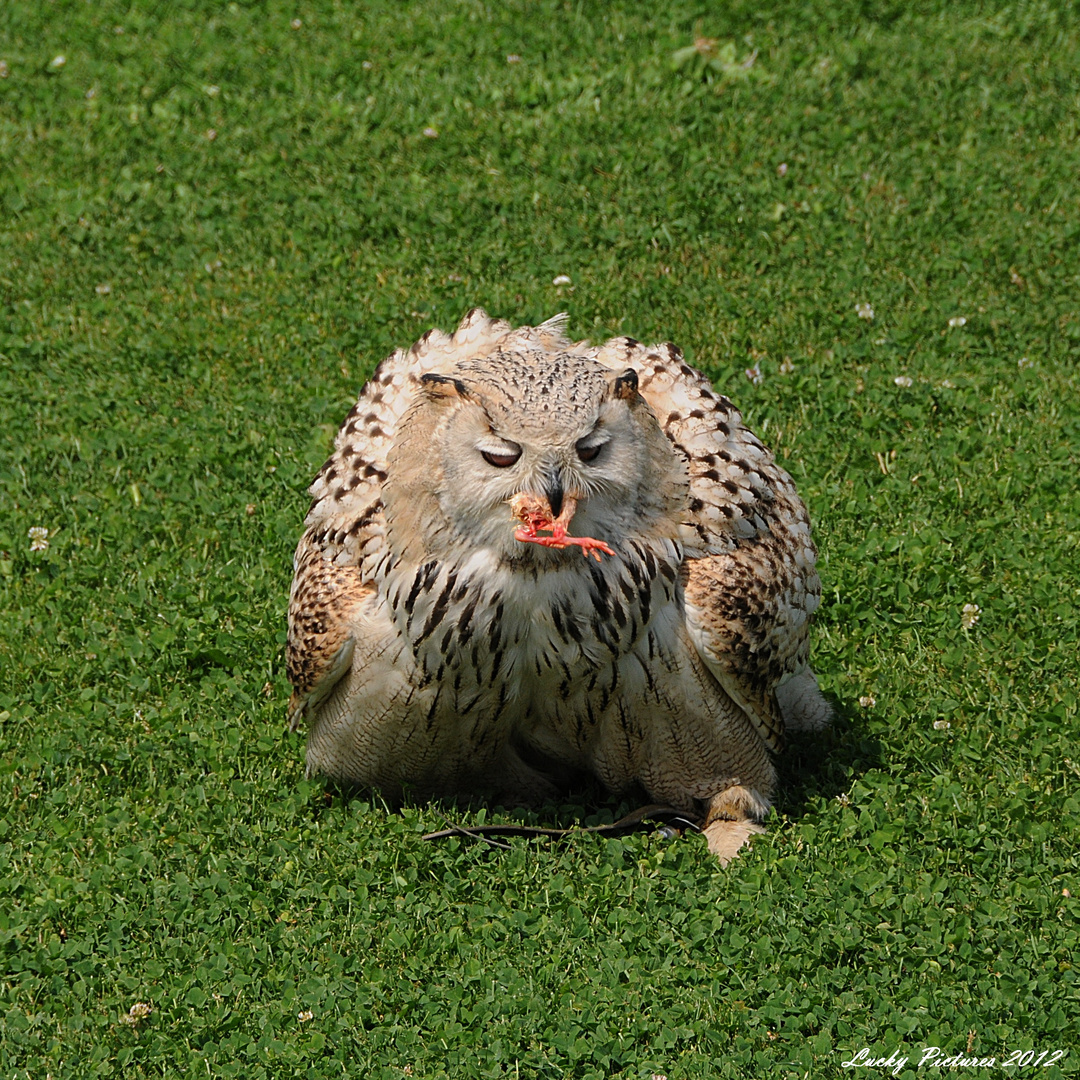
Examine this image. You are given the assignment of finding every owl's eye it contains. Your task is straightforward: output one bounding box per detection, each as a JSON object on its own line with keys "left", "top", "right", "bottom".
{"left": 576, "top": 440, "right": 603, "bottom": 463}
{"left": 481, "top": 446, "right": 522, "bottom": 468}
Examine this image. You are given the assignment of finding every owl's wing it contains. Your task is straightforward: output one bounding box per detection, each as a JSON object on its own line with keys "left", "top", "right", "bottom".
{"left": 286, "top": 535, "right": 373, "bottom": 729}
{"left": 587, "top": 337, "right": 822, "bottom": 753}
{"left": 287, "top": 308, "right": 574, "bottom": 725}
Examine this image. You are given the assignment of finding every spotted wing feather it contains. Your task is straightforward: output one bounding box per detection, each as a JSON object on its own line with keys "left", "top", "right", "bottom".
{"left": 286, "top": 536, "right": 373, "bottom": 729}
{"left": 588, "top": 337, "right": 824, "bottom": 752}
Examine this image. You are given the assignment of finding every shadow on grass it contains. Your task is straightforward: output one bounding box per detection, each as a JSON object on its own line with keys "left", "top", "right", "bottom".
{"left": 304, "top": 694, "right": 883, "bottom": 841}
{"left": 314, "top": 773, "right": 634, "bottom": 833}
{"left": 774, "top": 695, "right": 884, "bottom": 820}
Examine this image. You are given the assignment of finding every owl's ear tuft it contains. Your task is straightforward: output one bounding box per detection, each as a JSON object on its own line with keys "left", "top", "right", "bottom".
{"left": 420, "top": 373, "right": 473, "bottom": 402}
{"left": 611, "top": 367, "right": 640, "bottom": 401}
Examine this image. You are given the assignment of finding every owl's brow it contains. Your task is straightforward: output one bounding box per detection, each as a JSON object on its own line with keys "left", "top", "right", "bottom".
{"left": 478, "top": 433, "right": 521, "bottom": 447}
{"left": 576, "top": 426, "right": 610, "bottom": 448}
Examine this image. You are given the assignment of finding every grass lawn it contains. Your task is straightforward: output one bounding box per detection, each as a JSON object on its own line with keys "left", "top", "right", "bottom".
{"left": 1, "top": 1, "right": 1078, "bottom": 1076}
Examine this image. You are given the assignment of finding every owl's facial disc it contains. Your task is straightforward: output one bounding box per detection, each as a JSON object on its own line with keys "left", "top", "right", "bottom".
{"left": 430, "top": 364, "right": 645, "bottom": 560}
{"left": 476, "top": 408, "right": 631, "bottom": 561}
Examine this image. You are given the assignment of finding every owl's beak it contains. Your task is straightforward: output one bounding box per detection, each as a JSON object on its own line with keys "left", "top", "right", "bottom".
{"left": 544, "top": 474, "right": 565, "bottom": 521}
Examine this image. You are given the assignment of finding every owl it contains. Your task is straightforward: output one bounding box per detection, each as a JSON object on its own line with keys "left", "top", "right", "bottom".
{"left": 287, "top": 309, "right": 830, "bottom": 862}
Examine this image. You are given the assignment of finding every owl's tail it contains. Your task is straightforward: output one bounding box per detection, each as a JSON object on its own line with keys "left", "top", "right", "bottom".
{"left": 776, "top": 669, "right": 833, "bottom": 732}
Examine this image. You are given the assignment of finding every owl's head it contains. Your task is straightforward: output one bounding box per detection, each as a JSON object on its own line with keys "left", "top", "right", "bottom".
{"left": 384, "top": 350, "right": 687, "bottom": 565}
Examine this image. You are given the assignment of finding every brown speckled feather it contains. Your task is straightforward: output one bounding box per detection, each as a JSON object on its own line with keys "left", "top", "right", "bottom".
{"left": 286, "top": 535, "right": 374, "bottom": 730}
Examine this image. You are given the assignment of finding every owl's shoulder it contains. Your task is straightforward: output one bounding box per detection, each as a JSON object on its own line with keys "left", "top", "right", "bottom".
{"left": 587, "top": 336, "right": 809, "bottom": 556}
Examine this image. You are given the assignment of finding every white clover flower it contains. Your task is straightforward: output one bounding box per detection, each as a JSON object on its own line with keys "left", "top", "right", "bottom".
{"left": 948, "top": 316, "right": 967, "bottom": 328}
{"left": 744, "top": 362, "right": 764, "bottom": 385}
{"left": 95, "top": 282, "right": 111, "bottom": 295}
{"left": 298, "top": 1009, "right": 314, "bottom": 1022}
{"left": 49, "top": 55, "right": 67, "bottom": 71}
{"left": 858, "top": 695, "right": 876, "bottom": 709}
{"left": 552, "top": 274, "right": 572, "bottom": 286}
{"left": 835, "top": 792, "right": 851, "bottom": 805}
{"left": 0, "top": 61, "right": 9, "bottom": 79}
{"left": 362, "top": 60, "right": 373, "bottom": 70}
{"left": 961, "top": 603, "right": 980, "bottom": 629}
{"left": 291, "top": 18, "right": 303, "bottom": 29}
{"left": 856, "top": 302, "right": 874, "bottom": 320}
{"left": 776, "top": 162, "right": 788, "bottom": 176}
{"left": 779, "top": 356, "right": 795, "bottom": 374}
{"left": 507, "top": 54, "right": 522, "bottom": 63}
{"left": 205, "top": 128, "right": 217, "bottom": 141}
{"left": 28, "top": 527, "right": 50, "bottom": 552}
{"left": 1017, "top": 356, "right": 1033, "bottom": 370}
{"left": 121, "top": 1002, "right": 152, "bottom": 1025}
{"left": 940, "top": 379, "right": 956, "bottom": 389}
{"left": 893, "top": 375, "right": 912, "bottom": 388}
{"left": 205, "top": 84, "right": 220, "bottom": 97}
{"left": 422, "top": 127, "right": 438, "bottom": 138}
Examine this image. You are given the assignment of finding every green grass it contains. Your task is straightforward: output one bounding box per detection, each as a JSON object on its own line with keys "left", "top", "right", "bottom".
{"left": 2, "top": 1, "right": 1078, "bottom": 1076}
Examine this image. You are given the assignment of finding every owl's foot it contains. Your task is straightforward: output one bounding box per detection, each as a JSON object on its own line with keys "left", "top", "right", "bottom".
{"left": 702, "top": 783, "right": 771, "bottom": 865}
{"left": 702, "top": 819, "right": 766, "bottom": 865}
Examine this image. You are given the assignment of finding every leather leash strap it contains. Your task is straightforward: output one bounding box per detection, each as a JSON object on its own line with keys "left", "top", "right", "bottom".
{"left": 422, "top": 804, "right": 701, "bottom": 850}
